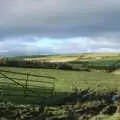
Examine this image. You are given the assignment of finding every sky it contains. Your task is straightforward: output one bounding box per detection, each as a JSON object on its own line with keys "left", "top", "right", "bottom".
{"left": 0, "top": 0, "right": 120, "bottom": 56}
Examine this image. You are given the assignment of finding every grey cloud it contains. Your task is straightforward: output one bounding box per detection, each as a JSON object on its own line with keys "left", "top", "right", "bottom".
{"left": 0, "top": 0, "right": 120, "bottom": 38}
{"left": 0, "top": 0, "right": 120, "bottom": 55}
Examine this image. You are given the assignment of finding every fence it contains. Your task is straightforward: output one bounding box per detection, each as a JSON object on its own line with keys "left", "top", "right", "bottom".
{"left": 0, "top": 69, "right": 56, "bottom": 104}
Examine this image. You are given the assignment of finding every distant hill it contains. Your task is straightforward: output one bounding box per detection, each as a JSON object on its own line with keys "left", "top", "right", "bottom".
{"left": 1, "top": 53, "right": 120, "bottom": 63}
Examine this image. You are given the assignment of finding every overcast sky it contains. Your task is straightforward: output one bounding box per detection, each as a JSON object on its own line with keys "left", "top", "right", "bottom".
{"left": 0, "top": 0, "right": 120, "bottom": 56}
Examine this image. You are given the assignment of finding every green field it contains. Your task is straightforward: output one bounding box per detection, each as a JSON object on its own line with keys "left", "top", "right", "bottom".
{"left": 0, "top": 66, "right": 120, "bottom": 92}
{"left": 0, "top": 64, "right": 120, "bottom": 119}
{"left": 0, "top": 66, "right": 120, "bottom": 102}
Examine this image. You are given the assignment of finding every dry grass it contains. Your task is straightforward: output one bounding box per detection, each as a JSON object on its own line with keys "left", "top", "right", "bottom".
{"left": 23, "top": 53, "right": 120, "bottom": 63}
{"left": 49, "top": 56, "right": 78, "bottom": 62}
{"left": 112, "top": 70, "right": 120, "bottom": 74}
{"left": 24, "top": 56, "right": 78, "bottom": 63}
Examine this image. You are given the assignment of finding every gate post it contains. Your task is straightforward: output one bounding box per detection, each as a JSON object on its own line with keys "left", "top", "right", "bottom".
{"left": 24, "top": 73, "right": 28, "bottom": 97}
{"left": 52, "top": 79, "right": 56, "bottom": 97}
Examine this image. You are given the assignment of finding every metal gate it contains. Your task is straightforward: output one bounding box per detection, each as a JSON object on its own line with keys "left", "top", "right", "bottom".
{"left": 0, "top": 69, "right": 56, "bottom": 104}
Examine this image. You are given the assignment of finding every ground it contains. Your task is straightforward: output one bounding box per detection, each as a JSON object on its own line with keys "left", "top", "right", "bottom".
{"left": 1, "top": 53, "right": 120, "bottom": 119}
{"left": 22, "top": 53, "right": 120, "bottom": 62}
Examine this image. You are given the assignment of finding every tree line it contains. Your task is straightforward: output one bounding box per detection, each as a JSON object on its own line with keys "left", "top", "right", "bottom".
{"left": 0, "top": 59, "right": 119, "bottom": 72}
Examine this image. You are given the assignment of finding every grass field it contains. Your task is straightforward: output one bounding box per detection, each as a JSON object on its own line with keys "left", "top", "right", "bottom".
{"left": 0, "top": 66, "right": 120, "bottom": 92}
{"left": 0, "top": 57, "right": 120, "bottom": 119}
{"left": 0, "top": 66, "right": 120, "bottom": 103}
{"left": 20, "top": 53, "right": 120, "bottom": 62}
{"left": 5, "top": 53, "right": 120, "bottom": 63}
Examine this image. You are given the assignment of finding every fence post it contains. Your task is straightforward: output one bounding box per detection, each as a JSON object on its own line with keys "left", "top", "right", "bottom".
{"left": 24, "top": 73, "right": 28, "bottom": 97}
{"left": 52, "top": 79, "right": 56, "bottom": 97}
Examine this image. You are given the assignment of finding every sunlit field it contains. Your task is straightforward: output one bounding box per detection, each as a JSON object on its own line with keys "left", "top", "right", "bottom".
{"left": 0, "top": 66, "right": 120, "bottom": 93}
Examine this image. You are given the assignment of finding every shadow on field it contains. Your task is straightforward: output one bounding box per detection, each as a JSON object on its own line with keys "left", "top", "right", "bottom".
{"left": 0, "top": 85, "right": 117, "bottom": 105}
{"left": 0, "top": 85, "right": 118, "bottom": 105}
{"left": 0, "top": 85, "right": 55, "bottom": 104}
{"left": 0, "top": 85, "right": 119, "bottom": 120}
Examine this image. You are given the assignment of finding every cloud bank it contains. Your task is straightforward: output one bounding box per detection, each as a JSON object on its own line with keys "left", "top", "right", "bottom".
{"left": 0, "top": 0, "right": 120, "bottom": 55}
